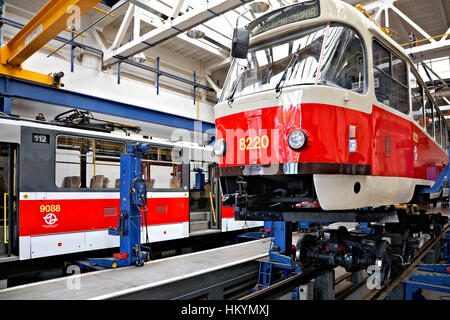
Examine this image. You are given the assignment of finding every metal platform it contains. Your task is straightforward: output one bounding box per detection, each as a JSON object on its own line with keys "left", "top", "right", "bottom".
{"left": 0, "top": 238, "right": 272, "bottom": 300}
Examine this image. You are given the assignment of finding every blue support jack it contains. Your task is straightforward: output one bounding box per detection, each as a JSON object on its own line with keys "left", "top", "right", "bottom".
{"left": 254, "top": 221, "right": 302, "bottom": 298}
{"left": 403, "top": 147, "right": 450, "bottom": 299}
{"left": 357, "top": 222, "right": 374, "bottom": 234}
{"left": 193, "top": 168, "right": 206, "bottom": 191}
{"left": 444, "top": 233, "right": 449, "bottom": 263}
{"left": 83, "top": 143, "right": 151, "bottom": 269}
{"left": 404, "top": 269, "right": 450, "bottom": 300}
{"left": 235, "top": 221, "right": 272, "bottom": 243}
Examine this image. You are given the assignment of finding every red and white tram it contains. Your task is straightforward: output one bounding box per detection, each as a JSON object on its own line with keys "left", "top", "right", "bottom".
{"left": 213, "top": 0, "right": 449, "bottom": 217}
{"left": 0, "top": 113, "right": 262, "bottom": 262}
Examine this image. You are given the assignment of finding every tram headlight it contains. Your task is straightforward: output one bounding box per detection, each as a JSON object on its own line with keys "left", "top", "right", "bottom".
{"left": 288, "top": 130, "right": 307, "bottom": 150}
{"left": 213, "top": 139, "right": 227, "bottom": 156}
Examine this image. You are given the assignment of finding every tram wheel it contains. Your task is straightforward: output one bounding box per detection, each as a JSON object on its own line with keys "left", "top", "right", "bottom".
{"left": 295, "top": 234, "right": 317, "bottom": 269}
{"left": 377, "top": 241, "right": 393, "bottom": 285}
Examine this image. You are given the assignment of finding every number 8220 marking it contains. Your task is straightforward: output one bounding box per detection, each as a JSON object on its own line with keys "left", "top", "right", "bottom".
{"left": 239, "top": 135, "right": 269, "bottom": 151}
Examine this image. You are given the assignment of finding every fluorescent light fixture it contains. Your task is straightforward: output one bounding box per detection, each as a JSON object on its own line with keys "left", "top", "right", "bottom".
{"left": 187, "top": 29, "right": 205, "bottom": 39}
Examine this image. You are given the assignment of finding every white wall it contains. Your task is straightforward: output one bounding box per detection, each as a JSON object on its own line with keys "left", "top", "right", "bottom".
{"left": 20, "top": 51, "right": 215, "bottom": 124}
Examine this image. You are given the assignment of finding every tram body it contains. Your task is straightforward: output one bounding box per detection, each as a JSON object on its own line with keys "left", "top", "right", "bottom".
{"left": 214, "top": 0, "right": 448, "bottom": 215}
{"left": 0, "top": 117, "right": 261, "bottom": 261}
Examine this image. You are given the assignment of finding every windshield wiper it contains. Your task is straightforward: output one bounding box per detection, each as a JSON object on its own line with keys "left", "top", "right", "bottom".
{"left": 275, "top": 46, "right": 302, "bottom": 94}
{"left": 227, "top": 61, "right": 249, "bottom": 104}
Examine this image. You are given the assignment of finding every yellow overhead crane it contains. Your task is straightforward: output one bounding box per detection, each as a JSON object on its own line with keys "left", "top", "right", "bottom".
{"left": 0, "top": 0, "right": 101, "bottom": 87}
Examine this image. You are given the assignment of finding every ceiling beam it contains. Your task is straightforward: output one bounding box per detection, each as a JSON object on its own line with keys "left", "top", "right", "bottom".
{"left": 389, "top": 5, "right": 436, "bottom": 43}
{"left": 111, "top": 3, "right": 134, "bottom": 48}
{"left": 406, "top": 39, "right": 450, "bottom": 55}
{"left": 204, "top": 56, "right": 231, "bottom": 73}
{"left": 103, "top": 0, "right": 253, "bottom": 69}
{"left": 170, "top": 0, "right": 186, "bottom": 19}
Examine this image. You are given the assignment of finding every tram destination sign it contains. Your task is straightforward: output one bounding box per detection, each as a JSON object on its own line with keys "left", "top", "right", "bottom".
{"left": 249, "top": 1, "right": 320, "bottom": 37}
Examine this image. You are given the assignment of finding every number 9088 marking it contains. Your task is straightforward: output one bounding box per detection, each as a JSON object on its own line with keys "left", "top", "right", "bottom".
{"left": 40, "top": 205, "right": 61, "bottom": 213}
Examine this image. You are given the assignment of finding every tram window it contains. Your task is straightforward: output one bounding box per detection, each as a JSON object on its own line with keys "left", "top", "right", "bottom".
{"left": 392, "top": 54, "right": 407, "bottom": 85}
{"left": 321, "top": 28, "right": 366, "bottom": 93}
{"left": 87, "top": 140, "right": 125, "bottom": 189}
{"left": 424, "top": 96, "right": 434, "bottom": 138}
{"left": 410, "top": 71, "right": 424, "bottom": 127}
{"left": 220, "top": 23, "right": 367, "bottom": 101}
{"left": 435, "top": 112, "right": 442, "bottom": 146}
{"left": 443, "top": 123, "right": 449, "bottom": 149}
{"left": 442, "top": 121, "right": 447, "bottom": 149}
{"left": 373, "top": 40, "right": 409, "bottom": 114}
{"left": 441, "top": 117, "right": 446, "bottom": 148}
{"left": 56, "top": 136, "right": 125, "bottom": 189}
{"left": 373, "top": 42, "right": 390, "bottom": 75}
{"left": 141, "top": 147, "right": 183, "bottom": 190}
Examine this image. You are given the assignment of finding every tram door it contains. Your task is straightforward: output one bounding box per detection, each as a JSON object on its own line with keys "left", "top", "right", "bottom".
{"left": 0, "top": 143, "right": 18, "bottom": 257}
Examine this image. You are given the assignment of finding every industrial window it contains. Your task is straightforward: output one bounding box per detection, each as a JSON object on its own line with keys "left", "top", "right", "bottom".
{"left": 141, "top": 147, "right": 183, "bottom": 190}
{"left": 409, "top": 70, "right": 424, "bottom": 127}
{"left": 373, "top": 40, "right": 409, "bottom": 114}
{"left": 55, "top": 135, "right": 125, "bottom": 189}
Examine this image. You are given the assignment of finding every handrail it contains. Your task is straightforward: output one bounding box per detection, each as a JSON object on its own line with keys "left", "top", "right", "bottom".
{"left": 3, "top": 193, "right": 7, "bottom": 244}
{"left": 209, "top": 192, "right": 217, "bottom": 224}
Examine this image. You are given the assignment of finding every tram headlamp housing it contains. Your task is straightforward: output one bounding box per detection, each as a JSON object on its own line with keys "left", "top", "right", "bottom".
{"left": 288, "top": 130, "right": 307, "bottom": 150}
{"left": 213, "top": 139, "right": 227, "bottom": 156}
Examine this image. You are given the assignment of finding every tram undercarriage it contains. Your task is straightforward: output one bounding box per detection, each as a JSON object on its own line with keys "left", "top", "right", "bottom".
{"left": 295, "top": 211, "right": 447, "bottom": 282}
{"left": 220, "top": 172, "right": 448, "bottom": 282}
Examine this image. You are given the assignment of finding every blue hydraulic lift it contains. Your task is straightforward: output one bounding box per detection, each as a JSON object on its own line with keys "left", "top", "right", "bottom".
{"left": 79, "top": 142, "right": 152, "bottom": 269}
{"left": 252, "top": 221, "right": 302, "bottom": 299}
{"left": 403, "top": 147, "right": 450, "bottom": 299}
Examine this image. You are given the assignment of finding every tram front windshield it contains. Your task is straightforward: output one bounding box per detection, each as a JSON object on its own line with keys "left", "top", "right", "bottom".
{"left": 220, "top": 23, "right": 366, "bottom": 102}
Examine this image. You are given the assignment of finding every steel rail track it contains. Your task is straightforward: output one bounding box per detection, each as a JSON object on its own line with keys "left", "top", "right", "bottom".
{"left": 335, "top": 275, "right": 369, "bottom": 300}
{"left": 239, "top": 266, "right": 330, "bottom": 300}
{"left": 335, "top": 272, "right": 352, "bottom": 286}
{"left": 363, "top": 224, "right": 448, "bottom": 300}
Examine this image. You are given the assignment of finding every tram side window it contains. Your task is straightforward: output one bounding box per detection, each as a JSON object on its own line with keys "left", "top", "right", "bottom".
{"left": 435, "top": 110, "right": 442, "bottom": 146}
{"left": 321, "top": 27, "right": 366, "bottom": 93}
{"left": 409, "top": 71, "right": 424, "bottom": 127}
{"left": 373, "top": 40, "right": 409, "bottom": 114}
{"left": 55, "top": 136, "right": 125, "bottom": 189}
{"left": 424, "top": 96, "right": 434, "bottom": 138}
{"left": 441, "top": 116, "right": 447, "bottom": 148}
{"left": 442, "top": 121, "right": 448, "bottom": 149}
{"left": 141, "top": 147, "right": 183, "bottom": 190}
{"left": 88, "top": 140, "right": 125, "bottom": 189}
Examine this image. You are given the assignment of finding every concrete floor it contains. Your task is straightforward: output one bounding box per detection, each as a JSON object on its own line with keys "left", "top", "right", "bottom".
{"left": 0, "top": 238, "right": 273, "bottom": 300}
